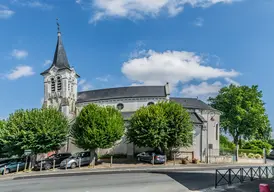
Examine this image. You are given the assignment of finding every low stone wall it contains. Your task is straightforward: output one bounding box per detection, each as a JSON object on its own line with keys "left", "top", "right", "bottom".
{"left": 238, "top": 158, "right": 264, "bottom": 164}
{"left": 208, "top": 156, "right": 265, "bottom": 164}
{"left": 209, "top": 156, "right": 233, "bottom": 163}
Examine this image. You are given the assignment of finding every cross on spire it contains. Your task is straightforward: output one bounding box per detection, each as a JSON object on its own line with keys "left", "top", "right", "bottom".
{"left": 56, "top": 18, "right": 60, "bottom": 33}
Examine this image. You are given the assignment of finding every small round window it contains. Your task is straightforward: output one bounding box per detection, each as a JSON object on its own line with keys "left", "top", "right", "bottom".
{"left": 147, "top": 102, "right": 154, "bottom": 106}
{"left": 117, "top": 103, "right": 124, "bottom": 110}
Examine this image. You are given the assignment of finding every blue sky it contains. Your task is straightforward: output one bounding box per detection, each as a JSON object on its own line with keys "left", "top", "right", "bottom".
{"left": 0, "top": 0, "right": 273, "bottom": 129}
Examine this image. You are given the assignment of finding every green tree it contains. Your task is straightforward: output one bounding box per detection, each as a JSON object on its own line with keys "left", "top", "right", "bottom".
{"left": 208, "top": 84, "right": 271, "bottom": 146}
{"left": 0, "top": 120, "right": 9, "bottom": 158}
{"left": 4, "top": 108, "right": 69, "bottom": 156}
{"left": 220, "top": 135, "right": 235, "bottom": 150}
{"left": 71, "top": 104, "right": 125, "bottom": 165}
{"left": 268, "top": 139, "right": 274, "bottom": 150}
{"left": 127, "top": 101, "right": 193, "bottom": 156}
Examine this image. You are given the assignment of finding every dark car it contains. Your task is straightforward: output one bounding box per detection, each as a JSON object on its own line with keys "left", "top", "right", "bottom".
{"left": 136, "top": 151, "right": 166, "bottom": 164}
{"left": 0, "top": 159, "right": 13, "bottom": 168}
{"left": 34, "top": 152, "right": 72, "bottom": 170}
{"left": 0, "top": 158, "right": 26, "bottom": 175}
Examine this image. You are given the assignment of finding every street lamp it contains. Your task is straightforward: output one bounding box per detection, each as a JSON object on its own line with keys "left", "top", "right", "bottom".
{"left": 207, "top": 111, "right": 215, "bottom": 164}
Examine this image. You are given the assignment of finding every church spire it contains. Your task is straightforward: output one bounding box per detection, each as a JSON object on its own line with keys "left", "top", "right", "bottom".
{"left": 40, "top": 19, "right": 71, "bottom": 75}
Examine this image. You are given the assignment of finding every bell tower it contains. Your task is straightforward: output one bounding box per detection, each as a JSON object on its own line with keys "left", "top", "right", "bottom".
{"left": 41, "top": 20, "right": 79, "bottom": 119}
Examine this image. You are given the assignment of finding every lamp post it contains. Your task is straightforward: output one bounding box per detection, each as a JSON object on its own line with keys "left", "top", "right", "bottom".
{"left": 207, "top": 111, "right": 215, "bottom": 164}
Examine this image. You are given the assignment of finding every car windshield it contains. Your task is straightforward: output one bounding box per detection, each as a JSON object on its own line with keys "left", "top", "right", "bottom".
{"left": 72, "top": 153, "right": 80, "bottom": 158}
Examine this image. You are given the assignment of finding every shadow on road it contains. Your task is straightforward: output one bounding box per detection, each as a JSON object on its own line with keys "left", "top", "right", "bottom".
{"left": 152, "top": 171, "right": 215, "bottom": 190}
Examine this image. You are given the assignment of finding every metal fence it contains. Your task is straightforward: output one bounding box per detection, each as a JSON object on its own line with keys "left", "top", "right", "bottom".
{"left": 215, "top": 166, "right": 274, "bottom": 188}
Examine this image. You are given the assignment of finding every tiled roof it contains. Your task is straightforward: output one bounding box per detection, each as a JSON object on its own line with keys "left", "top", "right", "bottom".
{"left": 77, "top": 86, "right": 167, "bottom": 103}
{"left": 170, "top": 97, "right": 215, "bottom": 110}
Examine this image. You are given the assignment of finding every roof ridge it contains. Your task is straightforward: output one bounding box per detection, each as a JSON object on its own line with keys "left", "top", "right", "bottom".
{"left": 78, "top": 85, "right": 165, "bottom": 94}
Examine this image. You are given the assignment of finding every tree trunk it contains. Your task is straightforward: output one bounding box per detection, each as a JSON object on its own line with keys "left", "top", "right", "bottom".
{"left": 233, "top": 136, "right": 239, "bottom": 162}
{"left": 89, "top": 149, "right": 96, "bottom": 167}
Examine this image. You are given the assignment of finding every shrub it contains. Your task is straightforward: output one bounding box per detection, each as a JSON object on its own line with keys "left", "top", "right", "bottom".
{"left": 192, "top": 158, "right": 198, "bottom": 164}
{"left": 220, "top": 135, "right": 236, "bottom": 150}
{"left": 248, "top": 153, "right": 255, "bottom": 159}
{"left": 255, "top": 154, "right": 262, "bottom": 159}
{"left": 242, "top": 140, "right": 271, "bottom": 155}
{"left": 239, "top": 152, "right": 248, "bottom": 158}
{"left": 182, "top": 157, "right": 188, "bottom": 164}
{"left": 239, "top": 149, "right": 263, "bottom": 156}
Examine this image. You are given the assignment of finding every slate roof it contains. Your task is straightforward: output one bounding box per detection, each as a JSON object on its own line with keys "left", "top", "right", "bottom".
{"left": 41, "top": 32, "right": 71, "bottom": 75}
{"left": 170, "top": 97, "right": 215, "bottom": 110}
{"left": 77, "top": 86, "right": 167, "bottom": 103}
{"left": 122, "top": 111, "right": 204, "bottom": 124}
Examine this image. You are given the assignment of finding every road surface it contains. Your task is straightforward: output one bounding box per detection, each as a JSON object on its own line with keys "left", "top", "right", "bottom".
{"left": 0, "top": 171, "right": 216, "bottom": 192}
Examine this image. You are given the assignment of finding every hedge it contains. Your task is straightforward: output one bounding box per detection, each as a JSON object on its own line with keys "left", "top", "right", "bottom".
{"left": 238, "top": 149, "right": 263, "bottom": 156}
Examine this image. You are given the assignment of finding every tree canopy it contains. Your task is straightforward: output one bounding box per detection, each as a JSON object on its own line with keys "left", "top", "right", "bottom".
{"left": 126, "top": 101, "right": 193, "bottom": 154}
{"left": 208, "top": 84, "right": 271, "bottom": 145}
{"left": 3, "top": 108, "right": 69, "bottom": 155}
{"left": 71, "top": 103, "right": 124, "bottom": 161}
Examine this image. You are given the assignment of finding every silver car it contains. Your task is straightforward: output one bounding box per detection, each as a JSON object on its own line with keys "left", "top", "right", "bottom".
{"left": 60, "top": 151, "right": 97, "bottom": 169}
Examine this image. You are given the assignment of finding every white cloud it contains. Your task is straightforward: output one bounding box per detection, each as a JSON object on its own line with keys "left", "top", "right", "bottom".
{"left": 0, "top": 5, "right": 15, "bottom": 19}
{"left": 43, "top": 60, "right": 52, "bottom": 66}
{"left": 10, "top": 0, "right": 53, "bottom": 10}
{"left": 181, "top": 81, "right": 222, "bottom": 98}
{"left": 87, "top": 0, "right": 241, "bottom": 22}
{"left": 78, "top": 79, "right": 93, "bottom": 91}
{"left": 11, "top": 49, "right": 28, "bottom": 60}
{"left": 6, "top": 65, "right": 35, "bottom": 80}
{"left": 225, "top": 77, "right": 240, "bottom": 86}
{"left": 193, "top": 17, "right": 204, "bottom": 27}
{"left": 76, "top": 0, "right": 81, "bottom": 4}
{"left": 122, "top": 50, "right": 240, "bottom": 88}
{"left": 96, "top": 75, "right": 110, "bottom": 82}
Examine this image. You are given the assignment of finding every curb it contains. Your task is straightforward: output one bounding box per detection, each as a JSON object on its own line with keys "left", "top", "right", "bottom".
{"left": 1, "top": 163, "right": 271, "bottom": 181}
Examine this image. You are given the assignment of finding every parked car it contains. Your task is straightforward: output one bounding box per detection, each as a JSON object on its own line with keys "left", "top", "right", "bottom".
{"left": 0, "top": 158, "right": 26, "bottom": 175}
{"left": 60, "top": 151, "right": 98, "bottom": 169}
{"left": 136, "top": 151, "right": 166, "bottom": 164}
{"left": 0, "top": 158, "right": 13, "bottom": 167}
{"left": 33, "top": 152, "right": 72, "bottom": 170}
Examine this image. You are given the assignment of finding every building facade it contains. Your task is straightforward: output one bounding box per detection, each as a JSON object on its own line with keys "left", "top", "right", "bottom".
{"left": 41, "top": 29, "right": 221, "bottom": 161}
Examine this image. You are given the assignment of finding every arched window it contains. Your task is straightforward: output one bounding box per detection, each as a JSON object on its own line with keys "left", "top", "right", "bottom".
{"left": 147, "top": 102, "right": 154, "bottom": 106}
{"left": 51, "top": 78, "right": 55, "bottom": 92}
{"left": 57, "top": 77, "right": 62, "bottom": 91}
{"left": 117, "top": 103, "right": 124, "bottom": 110}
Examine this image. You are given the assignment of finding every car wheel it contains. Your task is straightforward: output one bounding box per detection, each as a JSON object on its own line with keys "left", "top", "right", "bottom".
{"left": 71, "top": 162, "right": 77, "bottom": 169}
{"left": 44, "top": 163, "right": 51, "bottom": 170}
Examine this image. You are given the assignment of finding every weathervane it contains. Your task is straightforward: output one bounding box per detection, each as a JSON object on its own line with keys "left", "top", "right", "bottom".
{"left": 56, "top": 18, "right": 60, "bottom": 33}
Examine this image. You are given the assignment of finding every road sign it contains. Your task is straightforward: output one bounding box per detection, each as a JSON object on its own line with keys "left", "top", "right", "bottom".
{"left": 24, "top": 149, "right": 32, "bottom": 155}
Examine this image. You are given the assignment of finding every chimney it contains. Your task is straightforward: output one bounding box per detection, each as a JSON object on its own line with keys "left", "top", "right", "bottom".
{"left": 165, "top": 82, "right": 170, "bottom": 99}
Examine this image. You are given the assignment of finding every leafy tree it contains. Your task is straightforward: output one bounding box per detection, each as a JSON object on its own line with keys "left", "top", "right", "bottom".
{"left": 71, "top": 104, "right": 124, "bottom": 165}
{"left": 220, "top": 135, "right": 235, "bottom": 150}
{"left": 242, "top": 140, "right": 272, "bottom": 155}
{"left": 208, "top": 84, "right": 271, "bottom": 146}
{"left": 0, "top": 120, "right": 9, "bottom": 158}
{"left": 3, "top": 108, "right": 69, "bottom": 156}
{"left": 268, "top": 139, "right": 274, "bottom": 150}
{"left": 127, "top": 101, "right": 193, "bottom": 155}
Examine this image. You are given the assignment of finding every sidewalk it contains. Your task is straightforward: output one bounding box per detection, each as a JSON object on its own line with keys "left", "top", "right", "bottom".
{"left": 1, "top": 162, "right": 271, "bottom": 181}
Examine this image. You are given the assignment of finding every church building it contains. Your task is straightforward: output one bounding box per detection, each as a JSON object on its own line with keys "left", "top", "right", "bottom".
{"left": 41, "top": 27, "right": 221, "bottom": 162}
